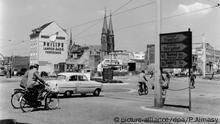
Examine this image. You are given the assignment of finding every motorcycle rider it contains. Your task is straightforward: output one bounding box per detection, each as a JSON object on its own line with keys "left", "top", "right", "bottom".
{"left": 138, "top": 70, "right": 148, "bottom": 93}
{"left": 20, "top": 65, "right": 34, "bottom": 89}
{"left": 26, "top": 64, "right": 48, "bottom": 101}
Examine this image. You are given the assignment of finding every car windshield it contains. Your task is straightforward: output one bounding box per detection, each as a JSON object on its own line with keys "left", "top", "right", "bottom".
{"left": 57, "top": 75, "right": 66, "bottom": 80}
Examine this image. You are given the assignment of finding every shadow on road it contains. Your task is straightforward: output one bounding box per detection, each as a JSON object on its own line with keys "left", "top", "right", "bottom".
{"left": 164, "top": 104, "right": 189, "bottom": 109}
{"left": 0, "top": 119, "right": 29, "bottom": 124}
{"left": 58, "top": 94, "right": 104, "bottom": 99}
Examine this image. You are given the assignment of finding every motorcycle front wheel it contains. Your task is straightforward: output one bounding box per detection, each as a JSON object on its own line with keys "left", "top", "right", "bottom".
{"left": 45, "top": 92, "right": 59, "bottom": 110}
{"left": 138, "top": 89, "right": 142, "bottom": 95}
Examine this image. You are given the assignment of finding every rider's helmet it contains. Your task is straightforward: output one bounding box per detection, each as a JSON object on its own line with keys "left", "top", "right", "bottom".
{"left": 33, "top": 64, "right": 39, "bottom": 70}
{"left": 29, "top": 65, "right": 35, "bottom": 69}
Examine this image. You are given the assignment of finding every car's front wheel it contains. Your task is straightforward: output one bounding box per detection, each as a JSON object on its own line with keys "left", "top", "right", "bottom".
{"left": 64, "top": 91, "right": 72, "bottom": 97}
{"left": 93, "top": 89, "right": 101, "bottom": 96}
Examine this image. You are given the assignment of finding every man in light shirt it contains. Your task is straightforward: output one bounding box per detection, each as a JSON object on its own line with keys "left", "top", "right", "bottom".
{"left": 138, "top": 70, "right": 148, "bottom": 92}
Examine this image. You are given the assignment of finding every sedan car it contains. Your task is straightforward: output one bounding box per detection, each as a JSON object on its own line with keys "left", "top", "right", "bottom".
{"left": 46, "top": 72, "right": 103, "bottom": 97}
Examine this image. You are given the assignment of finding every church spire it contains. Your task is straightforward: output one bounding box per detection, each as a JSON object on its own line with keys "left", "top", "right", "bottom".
{"left": 108, "top": 11, "right": 114, "bottom": 36}
{"left": 107, "top": 11, "right": 115, "bottom": 52}
{"left": 68, "top": 29, "right": 73, "bottom": 59}
{"left": 102, "top": 9, "right": 108, "bottom": 34}
{"left": 70, "top": 29, "right": 73, "bottom": 46}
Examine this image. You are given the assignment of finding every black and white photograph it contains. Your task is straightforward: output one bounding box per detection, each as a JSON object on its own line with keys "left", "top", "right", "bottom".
{"left": 0, "top": 0, "right": 220, "bottom": 124}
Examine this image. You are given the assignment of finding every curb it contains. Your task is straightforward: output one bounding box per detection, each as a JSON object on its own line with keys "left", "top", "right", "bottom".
{"left": 140, "top": 106, "right": 220, "bottom": 119}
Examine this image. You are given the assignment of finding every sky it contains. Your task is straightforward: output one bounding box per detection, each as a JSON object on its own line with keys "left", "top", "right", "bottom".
{"left": 0, "top": 0, "right": 220, "bottom": 56}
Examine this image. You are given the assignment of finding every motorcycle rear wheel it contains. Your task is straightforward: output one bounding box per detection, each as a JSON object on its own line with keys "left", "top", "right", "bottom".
{"left": 11, "top": 92, "right": 24, "bottom": 109}
{"left": 20, "top": 96, "right": 34, "bottom": 112}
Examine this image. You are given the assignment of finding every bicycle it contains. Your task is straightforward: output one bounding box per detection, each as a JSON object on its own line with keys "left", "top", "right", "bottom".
{"left": 138, "top": 82, "right": 148, "bottom": 95}
{"left": 11, "top": 88, "right": 26, "bottom": 109}
{"left": 19, "top": 84, "right": 59, "bottom": 112}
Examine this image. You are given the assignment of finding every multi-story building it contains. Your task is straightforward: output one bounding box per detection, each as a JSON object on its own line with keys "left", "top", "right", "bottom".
{"left": 193, "top": 42, "right": 220, "bottom": 73}
{"left": 29, "top": 21, "right": 69, "bottom": 74}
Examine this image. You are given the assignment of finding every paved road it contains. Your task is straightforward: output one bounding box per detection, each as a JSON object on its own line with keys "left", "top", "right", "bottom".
{"left": 0, "top": 76, "right": 220, "bottom": 124}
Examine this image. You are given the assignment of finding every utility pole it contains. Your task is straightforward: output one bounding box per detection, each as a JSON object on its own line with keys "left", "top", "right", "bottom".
{"left": 154, "top": 0, "right": 162, "bottom": 107}
{"left": 202, "top": 34, "right": 206, "bottom": 78}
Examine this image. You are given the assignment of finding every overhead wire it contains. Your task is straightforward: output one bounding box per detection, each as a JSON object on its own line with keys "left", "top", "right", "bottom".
{"left": 74, "top": 1, "right": 155, "bottom": 39}
{"left": 163, "top": 4, "right": 220, "bottom": 20}
{"left": 73, "top": 21, "right": 101, "bottom": 38}
{"left": 69, "top": 0, "right": 154, "bottom": 30}
{"left": 74, "top": 0, "right": 134, "bottom": 38}
{"left": 2, "top": 0, "right": 154, "bottom": 43}
{"left": 2, "top": 1, "right": 220, "bottom": 48}
{"left": 77, "top": 3, "right": 220, "bottom": 40}
{"left": 113, "top": 1, "right": 155, "bottom": 16}
{"left": 112, "top": 0, "right": 133, "bottom": 14}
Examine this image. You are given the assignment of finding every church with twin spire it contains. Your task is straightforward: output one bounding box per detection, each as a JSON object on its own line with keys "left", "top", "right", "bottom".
{"left": 101, "top": 11, "right": 115, "bottom": 59}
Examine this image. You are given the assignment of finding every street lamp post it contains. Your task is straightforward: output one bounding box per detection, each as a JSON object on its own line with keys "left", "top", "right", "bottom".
{"left": 202, "top": 34, "right": 206, "bottom": 78}
{"left": 154, "top": 0, "right": 162, "bottom": 107}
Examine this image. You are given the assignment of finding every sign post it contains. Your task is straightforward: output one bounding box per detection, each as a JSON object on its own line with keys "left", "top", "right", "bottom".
{"left": 188, "top": 68, "right": 191, "bottom": 111}
{"left": 160, "top": 29, "right": 192, "bottom": 110}
{"left": 154, "top": 0, "right": 162, "bottom": 107}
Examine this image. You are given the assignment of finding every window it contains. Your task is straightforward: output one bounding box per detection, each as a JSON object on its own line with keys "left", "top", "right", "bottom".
{"left": 57, "top": 75, "right": 66, "bottom": 80}
{"left": 78, "top": 75, "right": 88, "bottom": 81}
{"left": 69, "top": 75, "right": 77, "bottom": 81}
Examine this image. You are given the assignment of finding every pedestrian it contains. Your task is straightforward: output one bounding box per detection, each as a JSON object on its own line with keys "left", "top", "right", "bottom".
{"left": 210, "top": 71, "right": 214, "bottom": 80}
{"left": 190, "top": 71, "right": 196, "bottom": 88}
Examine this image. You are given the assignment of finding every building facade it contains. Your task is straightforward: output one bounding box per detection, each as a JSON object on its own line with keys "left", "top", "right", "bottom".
{"left": 29, "top": 21, "right": 69, "bottom": 74}
{"left": 193, "top": 42, "right": 220, "bottom": 73}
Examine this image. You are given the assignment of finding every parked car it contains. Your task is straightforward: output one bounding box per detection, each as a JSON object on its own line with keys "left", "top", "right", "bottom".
{"left": 17, "top": 68, "right": 27, "bottom": 76}
{"left": 0, "top": 68, "right": 6, "bottom": 76}
{"left": 173, "top": 69, "right": 188, "bottom": 77}
{"left": 46, "top": 72, "right": 103, "bottom": 97}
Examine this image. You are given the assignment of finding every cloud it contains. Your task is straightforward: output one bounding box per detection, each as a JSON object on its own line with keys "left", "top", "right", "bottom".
{"left": 177, "top": 2, "right": 211, "bottom": 15}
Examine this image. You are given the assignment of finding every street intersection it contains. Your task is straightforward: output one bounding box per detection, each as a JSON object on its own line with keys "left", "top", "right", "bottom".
{"left": 0, "top": 75, "right": 220, "bottom": 124}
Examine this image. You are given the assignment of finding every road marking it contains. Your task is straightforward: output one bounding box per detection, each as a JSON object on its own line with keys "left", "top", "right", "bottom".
{"left": 140, "top": 106, "right": 220, "bottom": 118}
{"left": 140, "top": 106, "right": 184, "bottom": 115}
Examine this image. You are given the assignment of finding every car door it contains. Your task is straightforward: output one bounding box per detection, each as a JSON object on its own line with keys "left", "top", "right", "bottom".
{"left": 77, "top": 75, "right": 92, "bottom": 93}
{"left": 66, "top": 75, "right": 78, "bottom": 93}
{"left": 55, "top": 75, "right": 69, "bottom": 93}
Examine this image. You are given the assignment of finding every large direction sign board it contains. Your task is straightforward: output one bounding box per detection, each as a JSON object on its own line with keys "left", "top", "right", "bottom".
{"left": 160, "top": 31, "right": 192, "bottom": 68}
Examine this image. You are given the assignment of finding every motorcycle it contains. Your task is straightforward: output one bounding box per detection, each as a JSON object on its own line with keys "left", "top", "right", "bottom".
{"left": 19, "top": 84, "right": 59, "bottom": 112}
{"left": 138, "top": 83, "right": 148, "bottom": 95}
